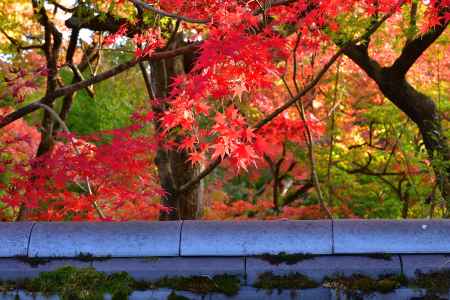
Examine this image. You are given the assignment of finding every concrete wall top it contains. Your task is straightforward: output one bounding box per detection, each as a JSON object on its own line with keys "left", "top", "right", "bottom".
{"left": 334, "top": 219, "right": 450, "bottom": 254}
{"left": 0, "top": 222, "right": 34, "bottom": 257}
{"left": 1, "top": 220, "right": 450, "bottom": 257}
{"left": 28, "top": 222, "right": 181, "bottom": 257}
{"left": 180, "top": 220, "right": 332, "bottom": 256}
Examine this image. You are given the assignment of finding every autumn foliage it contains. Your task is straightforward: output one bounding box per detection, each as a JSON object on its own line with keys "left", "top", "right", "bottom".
{"left": 0, "top": 0, "right": 448, "bottom": 220}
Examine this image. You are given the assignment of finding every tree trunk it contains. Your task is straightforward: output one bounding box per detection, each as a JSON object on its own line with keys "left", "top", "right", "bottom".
{"left": 339, "top": 4, "right": 449, "bottom": 208}
{"left": 377, "top": 70, "right": 449, "bottom": 205}
{"left": 342, "top": 41, "right": 450, "bottom": 212}
{"left": 17, "top": 2, "right": 62, "bottom": 221}
{"left": 142, "top": 45, "right": 203, "bottom": 220}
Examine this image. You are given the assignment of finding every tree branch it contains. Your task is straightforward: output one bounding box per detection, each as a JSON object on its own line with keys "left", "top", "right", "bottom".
{"left": 0, "top": 43, "right": 200, "bottom": 129}
{"left": 55, "top": 34, "right": 100, "bottom": 132}
{"left": 282, "top": 180, "right": 314, "bottom": 206}
{"left": 129, "top": 0, "right": 210, "bottom": 24}
{"left": 253, "top": 50, "right": 343, "bottom": 131}
{"left": 131, "top": 0, "right": 300, "bottom": 24}
{"left": 335, "top": 1, "right": 404, "bottom": 80}
{"left": 178, "top": 49, "right": 343, "bottom": 193}
{"left": 390, "top": 17, "right": 449, "bottom": 75}
{"left": 65, "top": 13, "right": 133, "bottom": 34}
{"left": 0, "top": 28, "right": 43, "bottom": 50}
{"left": 48, "top": 0, "right": 75, "bottom": 12}
{"left": 177, "top": 13, "right": 393, "bottom": 194}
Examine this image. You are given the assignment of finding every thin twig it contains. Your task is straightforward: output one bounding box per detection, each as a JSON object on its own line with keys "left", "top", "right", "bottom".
{"left": 0, "top": 28, "right": 43, "bottom": 50}
{"left": 326, "top": 59, "right": 341, "bottom": 206}
{"left": 178, "top": 49, "right": 343, "bottom": 194}
{"left": 289, "top": 34, "right": 332, "bottom": 219}
{"left": 0, "top": 43, "right": 200, "bottom": 129}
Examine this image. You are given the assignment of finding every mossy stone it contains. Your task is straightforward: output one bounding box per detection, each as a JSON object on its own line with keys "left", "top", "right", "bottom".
{"left": 25, "top": 266, "right": 133, "bottom": 300}
{"left": 76, "top": 252, "right": 112, "bottom": 262}
{"left": 14, "top": 256, "right": 50, "bottom": 267}
{"left": 324, "top": 274, "right": 405, "bottom": 296}
{"left": 377, "top": 278, "right": 399, "bottom": 293}
{"left": 254, "top": 272, "right": 318, "bottom": 290}
{"left": 156, "top": 275, "right": 240, "bottom": 296}
{"left": 413, "top": 270, "right": 450, "bottom": 297}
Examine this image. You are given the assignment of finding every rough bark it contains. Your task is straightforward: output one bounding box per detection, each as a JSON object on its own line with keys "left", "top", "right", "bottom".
{"left": 35, "top": 2, "right": 63, "bottom": 157}
{"left": 140, "top": 42, "right": 204, "bottom": 220}
{"left": 18, "top": 1, "right": 63, "bottom": 220}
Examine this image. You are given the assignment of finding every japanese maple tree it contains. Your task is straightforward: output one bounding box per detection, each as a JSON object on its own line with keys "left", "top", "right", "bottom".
{"left": 0, "top": 0, "right": 448, "bottom": 220}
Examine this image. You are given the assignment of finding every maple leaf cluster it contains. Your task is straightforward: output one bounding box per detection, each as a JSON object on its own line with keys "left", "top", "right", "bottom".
{"left": 0, "top": 54, "right": 47, "bottom": 103}
{"left": 150, "top": 0, "right": 334, "bottom": 171}
{"left": 1, "top": 117, "right": 165, "bottom": 221}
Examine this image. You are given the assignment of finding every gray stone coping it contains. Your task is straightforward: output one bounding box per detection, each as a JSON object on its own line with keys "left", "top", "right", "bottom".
{"left": 1, "top": 220, "right": 450, "bottom": 257}
{"left": 180, "top": 220, "right": 332, "bottom": 256}
{"left": 0, "top": 288, "right": 438, "bottom": 300}
{"left": 0, "top": 222, "right": 34, "bottom": 257}
{"left": 333, "top": 219, "right": 450, "bottom": 254}
{"left": 28, "top": 222, "right": 181, "bottom": 257}
{"left": 92, "top": 257, "right": 245, "bottom": 280}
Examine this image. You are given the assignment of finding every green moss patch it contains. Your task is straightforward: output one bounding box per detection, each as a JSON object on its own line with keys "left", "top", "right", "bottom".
{"left": 259, "top": 252, "right": 316, "bottom": 265}
{"left": 324, "top": 274, "right": 406, "bottom": 297}
{"left": 0, "top": 280, "right": 18, "bottom": 292}
{"left": 14, "top": 256, "right": 50, "bottom": 268}
{"left": 25, "top": 266, "right": 133, "bottom": 300}
{"left": 155, "top": 275, "right": 240, "bottom": 296}
{"left": 412, "top": 269, "right": 450, "bottom": 297}
{"left": 75, "top": 252, "right": 112, "bottom": 262}
{"left": 254, "top": 272, "right": 319, "bottom": 290}
{"left": 0, "top": 266, "right": 241, "bottom": 299}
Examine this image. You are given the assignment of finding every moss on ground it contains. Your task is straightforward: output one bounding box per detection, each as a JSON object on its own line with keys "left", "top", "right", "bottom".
{"left": 254, "top": 272, "right": 318, "bottom": 290}
{"left": 1, "top": 265, "right": 449, "bottom": 299}
{"left": 25, "top": 266, "right": 134, "bottom": 300}
{"left": 258, "top": 252, "right": 393, "bottom": 266}
{"left": 323, "top": 274, "right": 406, "bottom": 298}
{"left": 412, "top": 269, "right": 450, "bottom": 297}
{"left": 155, "top": 275, "right": 240, "bottom": 296}
{"left": 75, "top": 252, "right": 112, "bottom": 262}
{"left": 14, "top": 256, "right": 50, "bottom": 268}
{"left": 0, "top": 280, "right": 17, "bottom": 292}
{"left": 259, "top": 252, "right": 316, "bottom": 265}
{"left": 0, "top": 266, "right": 241, "bottom": 299}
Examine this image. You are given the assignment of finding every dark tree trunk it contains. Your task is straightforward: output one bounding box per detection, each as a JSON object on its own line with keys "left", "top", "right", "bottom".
{"left": 140, "top": 43, "right": 203, "bottom": 220}
{"left": 377, "top": 70, "right": 449, "bottom": 203}
{"left": 343, "top": 43, "right": 449, "bottom": 209}
{"left": 337, "top": 8, "right": 449, "bottom": 207}
{"left": 17, "top": 2, "right": 63, "bottom": 220}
